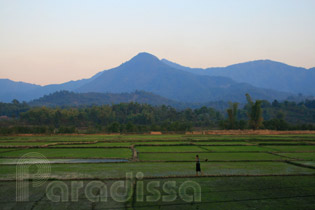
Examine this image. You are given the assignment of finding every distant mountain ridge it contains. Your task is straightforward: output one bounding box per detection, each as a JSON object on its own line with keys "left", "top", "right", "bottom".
{"left": 0, "top": 79, "right": 41, "bottom": 102}
{"left": 0, "top": 70, "right": 103, "bottom": 103}
{"left": 0, "top": 52, "right": 303, "bottom": 103}
{"left": 161, "top": 58, "right": 315, "bottom": 95}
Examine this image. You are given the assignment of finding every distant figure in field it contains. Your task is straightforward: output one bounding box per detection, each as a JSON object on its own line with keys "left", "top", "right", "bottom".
{"left": 196, "top": 155, "right": 203, "bottom": 176}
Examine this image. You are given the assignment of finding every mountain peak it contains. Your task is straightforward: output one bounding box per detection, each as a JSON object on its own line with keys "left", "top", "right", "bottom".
{"left": 128, "top": 52, "right": 160, "bottom": 64}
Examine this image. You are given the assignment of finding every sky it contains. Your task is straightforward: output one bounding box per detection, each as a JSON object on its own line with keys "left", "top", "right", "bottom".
{"left": 0, "top": 0, "right": 315, "bottom": 85}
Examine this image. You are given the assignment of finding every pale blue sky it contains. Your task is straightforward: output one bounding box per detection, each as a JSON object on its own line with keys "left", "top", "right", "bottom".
{"left": 0, "top": 0, "right": 314, "bottom": 85}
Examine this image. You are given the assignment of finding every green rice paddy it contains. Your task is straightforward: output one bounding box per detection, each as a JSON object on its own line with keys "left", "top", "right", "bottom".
{"left": 0, "top": 134, "right": 314, "bottom": 209}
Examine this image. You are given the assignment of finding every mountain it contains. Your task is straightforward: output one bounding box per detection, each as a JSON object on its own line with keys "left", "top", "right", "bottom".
{"left": 75, "top": 52, "right": 290, "bottom": 102}
{"left": 0, "top": 79, "right": 41, "bottom": 102}
{"left": 0, "top": 70, "right": 103, "bottom": 103}
{"left": 29, "top": 90, "right": 179, "bottom": 107}
{"left": 162, "top": 59, "right": 315, "bottom": 95}
{"left": 0, "top": 52, "right": 292, "bottom": 103}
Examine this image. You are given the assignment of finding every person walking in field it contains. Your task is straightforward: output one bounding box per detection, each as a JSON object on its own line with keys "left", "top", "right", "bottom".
{"left": 196, "top": 155, "right": 203, "bottom": 176}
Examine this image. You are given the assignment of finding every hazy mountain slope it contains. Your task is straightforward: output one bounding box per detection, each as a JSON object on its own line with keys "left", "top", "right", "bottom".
{"left": 0, "top": 79, "right": 41, "bottom": 102}
{"left": 0, "top": 71, "right": 103, "bottom": 102}
{"left": 162, "top": 59, "right": 315, "bottom": 95}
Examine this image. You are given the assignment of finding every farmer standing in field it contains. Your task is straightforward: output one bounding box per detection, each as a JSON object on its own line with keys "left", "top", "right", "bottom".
{"left": 196, "top": 155, "right": 203, "bottom": 176}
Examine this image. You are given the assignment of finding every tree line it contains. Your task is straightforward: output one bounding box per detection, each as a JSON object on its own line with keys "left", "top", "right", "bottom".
{"left": 221, "top": 94, "right": 315, "bottom": 130}
{"left": 0, "top": 102, "right": 222, "bottom": 134}
{"left": 0, "top": 94, "right": 314, "bottom": 134}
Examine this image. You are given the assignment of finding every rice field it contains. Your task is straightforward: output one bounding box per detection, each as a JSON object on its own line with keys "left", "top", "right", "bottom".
{"left": 0, "top": 134, "right": 314, "bottom": 209}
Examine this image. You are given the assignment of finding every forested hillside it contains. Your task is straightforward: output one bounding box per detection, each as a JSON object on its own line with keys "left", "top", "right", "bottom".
{"left": 29, "top": 90, "right": 178, "bottom": 107}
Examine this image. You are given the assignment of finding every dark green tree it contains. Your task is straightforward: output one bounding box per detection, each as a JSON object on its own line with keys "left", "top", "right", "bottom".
{"left": 245, "top": 93, "right": 263, "bottom": 130}
{"left": 226, "top": 102, "right": 239, "bottom": 129}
